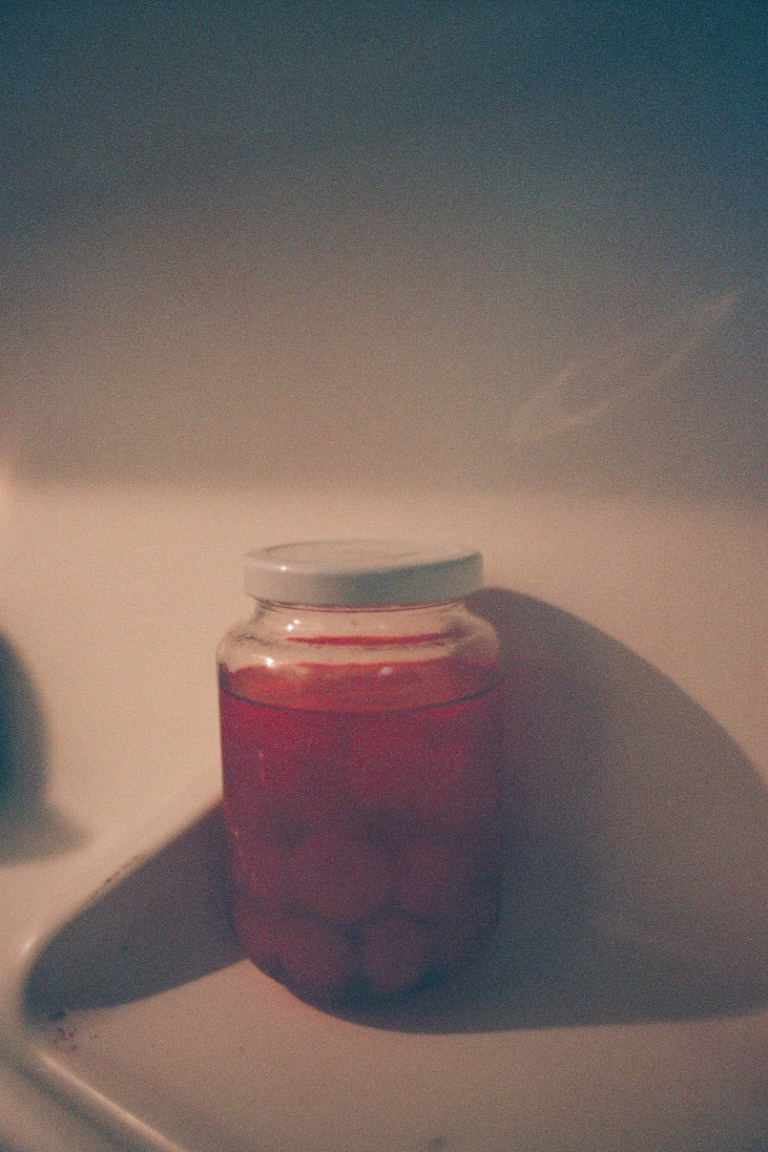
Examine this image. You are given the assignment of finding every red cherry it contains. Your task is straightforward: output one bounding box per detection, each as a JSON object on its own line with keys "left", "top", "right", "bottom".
{"left": 346, "top": 714, "right": 426, "bottom": 815}
{"left": 231, "top": 898, "right": 283, "bottom": 975}
{"left": 228, "top": 833, "right": 291, "bottom": 914}
{"left": 220, "top": 687, "right": 350, "bottom": 828}
{"left": 397, "top": 836, "right": 475, "bottom": 920}
{"left": 232, "top": 899, "right": 356, "bottom": 1003}
{"left": 346, "top": 693, "right": 503, "bottom": 834}
{"left": 276, "top": 916, "right": 355, "bottom": 1002}
{"left": 288, "top": 826, "right": 394, "bottom": 925}
{"left": 359, "top": 913, "right": 432, "bottom": 997}
{"left": 429, "top": 884, "right": 499, "bottom": 975}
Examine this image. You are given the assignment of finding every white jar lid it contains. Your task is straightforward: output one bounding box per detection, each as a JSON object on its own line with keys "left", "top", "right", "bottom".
{"left": 244, "top": 540, "right": 483, "bottom": 606}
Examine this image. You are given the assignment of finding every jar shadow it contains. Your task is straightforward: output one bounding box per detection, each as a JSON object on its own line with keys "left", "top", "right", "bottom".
{"left": 24, "top": 592, "right": 768, "bottom": 1032}
{"left": 0, "top": 633, "right": 85, "bottom": 864}
{"left": 336, "top": 588, "right": 768, "bottom": 1031}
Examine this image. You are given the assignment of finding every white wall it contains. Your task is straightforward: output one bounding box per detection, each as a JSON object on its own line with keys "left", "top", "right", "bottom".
{"left": 1, "top": 2, "right": 765, "bottom": 499}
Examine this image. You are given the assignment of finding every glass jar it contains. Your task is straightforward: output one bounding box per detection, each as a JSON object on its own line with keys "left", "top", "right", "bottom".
{"left": 217, "top": 540, "right": 504, "bottom": 1005}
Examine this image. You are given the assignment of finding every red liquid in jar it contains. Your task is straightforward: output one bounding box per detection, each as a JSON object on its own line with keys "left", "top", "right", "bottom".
{"left": 220, "top": 661, "right": 504, "bottom": 1004}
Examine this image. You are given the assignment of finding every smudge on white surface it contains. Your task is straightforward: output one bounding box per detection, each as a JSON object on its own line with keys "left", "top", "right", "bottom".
{"left": 507, "top": 291, "right": 738, "bottom": 444}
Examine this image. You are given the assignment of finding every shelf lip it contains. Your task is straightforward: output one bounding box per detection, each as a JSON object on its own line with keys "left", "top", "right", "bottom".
{"left": 0, "top": 1055, "right": 122, "bottom": 1152}
{"left": 3, "top": 1042, "right": 189, "bottom": 1152}
{"left": 0, "top": 776, "right": 222, "bottom": 1152}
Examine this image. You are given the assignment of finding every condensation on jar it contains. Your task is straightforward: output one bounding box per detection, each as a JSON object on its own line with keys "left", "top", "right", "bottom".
{"left": 217, "top": 539, "right": 505, "bottom": 1006}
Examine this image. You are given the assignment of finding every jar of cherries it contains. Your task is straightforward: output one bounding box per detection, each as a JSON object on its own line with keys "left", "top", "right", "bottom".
{"left": 218, "top": 540, "right": 504, "bottom": 1004}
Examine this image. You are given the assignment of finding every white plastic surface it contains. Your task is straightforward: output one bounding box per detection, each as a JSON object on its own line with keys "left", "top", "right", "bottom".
{"left": 0, "top": 487, "right": 767, "bottom": 1152}
{"left": 243, "top": 540, "right": 482, "bottom": 605}
{"left": 2, "top": 6, "right": 767, "bottom": 1147}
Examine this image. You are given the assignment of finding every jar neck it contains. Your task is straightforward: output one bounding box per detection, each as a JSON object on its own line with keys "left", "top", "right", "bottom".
{"left": 250, "top": 599, "right": 467, "bottom": 643}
